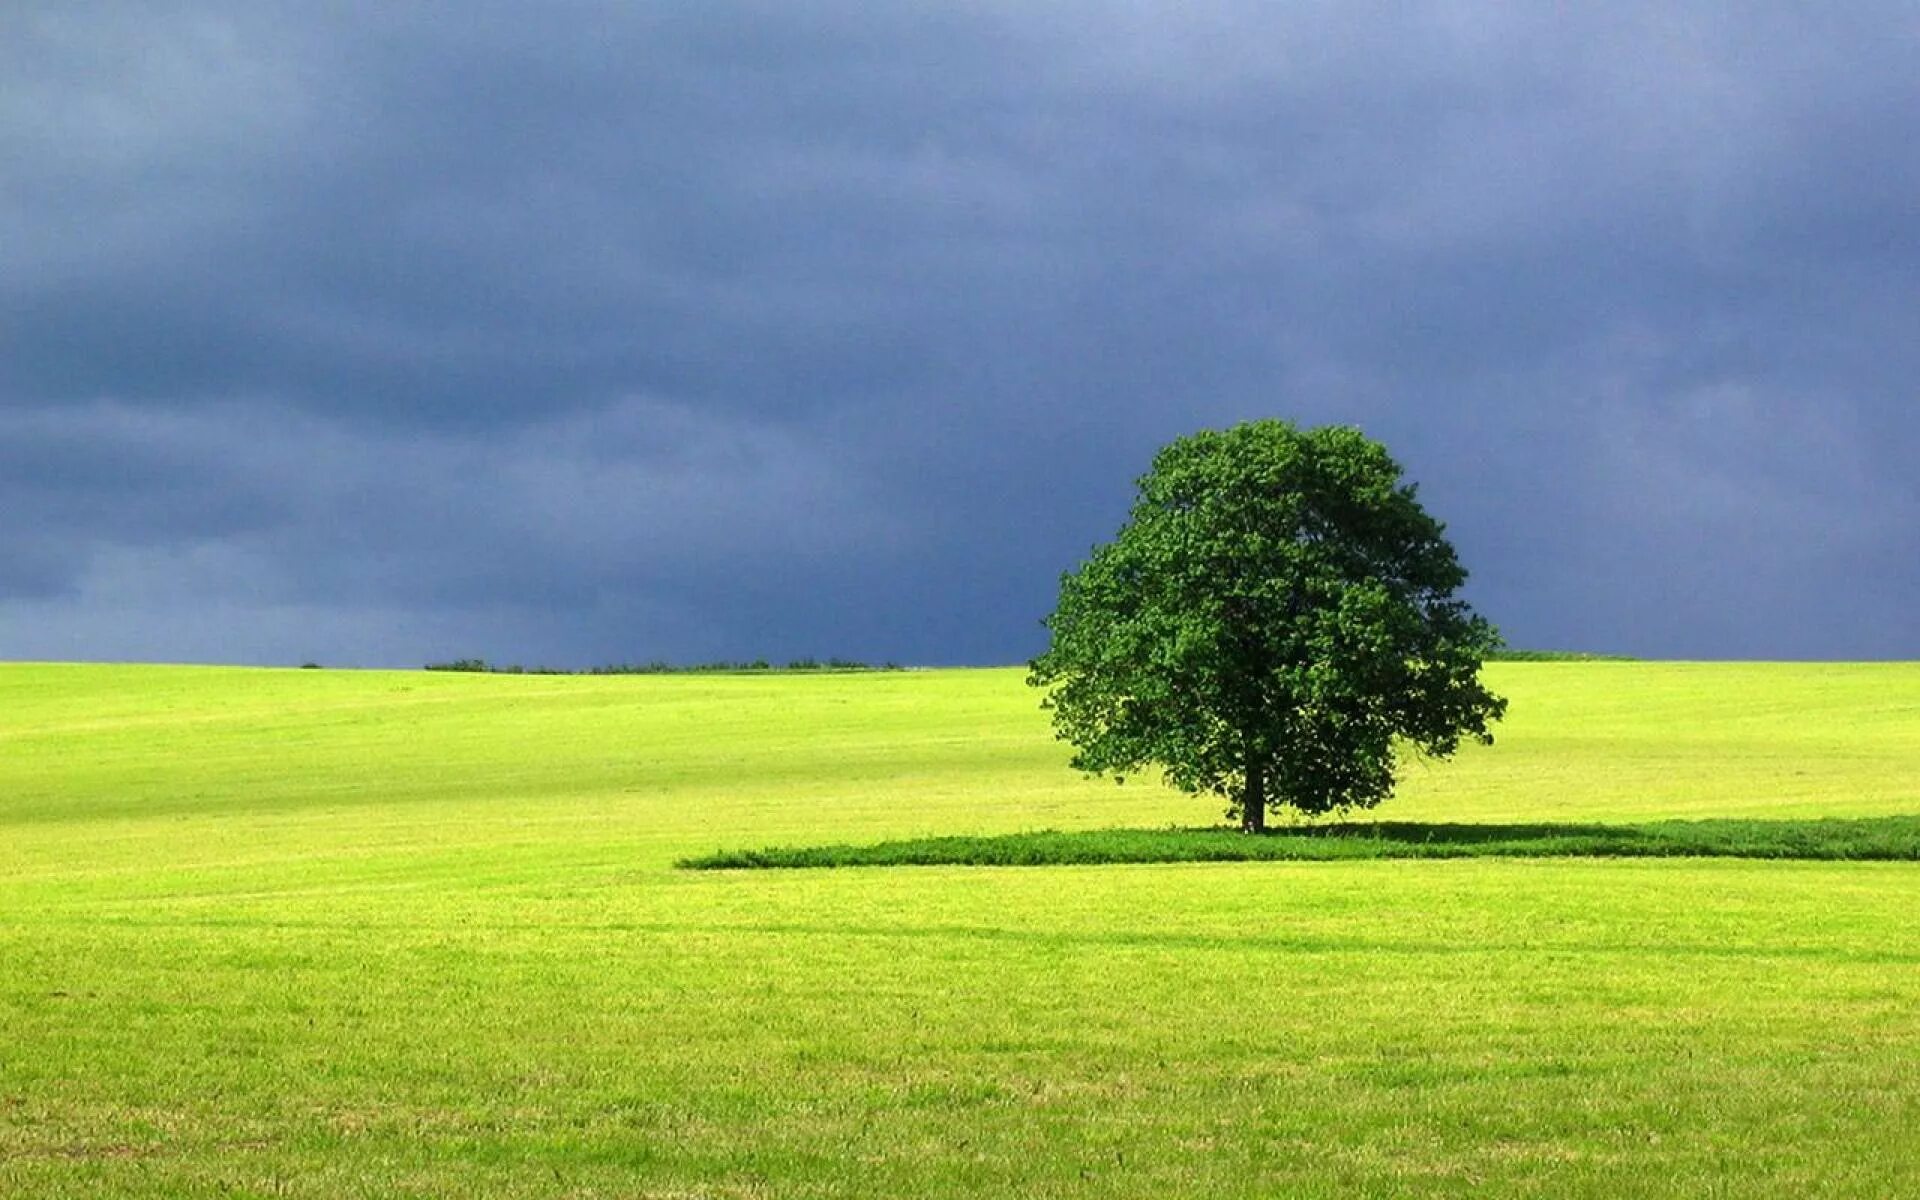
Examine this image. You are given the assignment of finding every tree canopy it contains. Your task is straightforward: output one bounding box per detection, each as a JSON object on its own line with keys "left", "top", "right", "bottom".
{"left": 1028, "top": 420, "right": 1506, "bottom": 830}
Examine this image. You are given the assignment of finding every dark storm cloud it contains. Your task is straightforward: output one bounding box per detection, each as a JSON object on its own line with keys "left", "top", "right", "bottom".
{"left": 3, "top": 1, "right": 1916, "bottom": 664}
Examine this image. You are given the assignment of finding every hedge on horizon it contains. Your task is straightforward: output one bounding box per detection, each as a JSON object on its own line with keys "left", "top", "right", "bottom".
{"left": 1028, "top": 419, "right": 1507, "bottom": 831}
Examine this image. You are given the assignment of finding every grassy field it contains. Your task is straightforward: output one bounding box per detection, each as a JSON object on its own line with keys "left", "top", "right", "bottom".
{"left": 2, "top": 661, "right": 1916, "bottom": 1197}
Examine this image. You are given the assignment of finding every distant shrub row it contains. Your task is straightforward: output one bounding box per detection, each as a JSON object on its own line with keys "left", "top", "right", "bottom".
{"left": 422, "top": 657, "right": 903, "bottom": 675}
{"left": 1483, "top": 649, "right": 1638, "bottom": 662}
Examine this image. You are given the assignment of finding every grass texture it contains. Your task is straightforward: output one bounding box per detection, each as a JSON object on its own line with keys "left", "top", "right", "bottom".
{"left": 2, "top": 661, "right": 1917, "bottom": 1197}
{"left": 681, "top": 815, "right": 1920, "bottom": 869}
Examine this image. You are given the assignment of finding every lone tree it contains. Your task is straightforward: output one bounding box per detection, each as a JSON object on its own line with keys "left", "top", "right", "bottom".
{"left": 1028, "top": 420, "right": 1506, "bottom": 831}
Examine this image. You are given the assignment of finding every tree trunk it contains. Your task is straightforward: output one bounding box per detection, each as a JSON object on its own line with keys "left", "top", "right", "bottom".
{"left": 1242, "top": 758, "right": 1267, "bottom": 834}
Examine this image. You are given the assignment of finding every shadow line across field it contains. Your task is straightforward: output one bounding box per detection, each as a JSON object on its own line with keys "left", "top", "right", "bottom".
{"left": 680, "top": 815, "right": 1920, "bottom": 870}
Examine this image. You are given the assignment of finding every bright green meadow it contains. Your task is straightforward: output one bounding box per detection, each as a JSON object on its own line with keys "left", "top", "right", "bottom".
{"left": 2, "top": 661, "right": 1916, "bottom": 1197}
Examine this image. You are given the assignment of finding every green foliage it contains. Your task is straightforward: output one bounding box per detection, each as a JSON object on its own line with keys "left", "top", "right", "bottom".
{"left": 1030, "top": 420, "right": 1506, "bottom": 826}
{"left": 681, "top": 816, "right": 1920, "bottom": 869}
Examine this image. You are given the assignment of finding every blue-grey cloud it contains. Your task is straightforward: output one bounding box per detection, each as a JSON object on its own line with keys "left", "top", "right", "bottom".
{"left": 3, "top": 1, "right": 1916, "bottom": 665}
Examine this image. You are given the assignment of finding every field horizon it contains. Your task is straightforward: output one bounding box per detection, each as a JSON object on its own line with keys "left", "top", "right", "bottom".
{"left": 3, "top": 660, "right": 1916, "bottom": 1196}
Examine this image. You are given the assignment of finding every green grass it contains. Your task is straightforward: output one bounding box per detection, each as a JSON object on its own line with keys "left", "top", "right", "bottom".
{"left": 2, "top": 661, "right": 1918, "bottom": 1197}
{"left": 680, "top": 815, "right": 1920, "bottom": 869}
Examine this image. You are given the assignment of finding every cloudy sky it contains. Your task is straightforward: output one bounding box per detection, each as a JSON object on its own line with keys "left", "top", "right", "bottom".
{"left": 4, "top": 2, "right": 1916, "bottom": 667}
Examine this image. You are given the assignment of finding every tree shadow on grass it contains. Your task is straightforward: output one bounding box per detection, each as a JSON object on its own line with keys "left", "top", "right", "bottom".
{"left": 1275, "top": 821, "right": 1622, "bottom": 844}
{"left": 680, "top": 815, "right": 1920, "bottom": 869}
